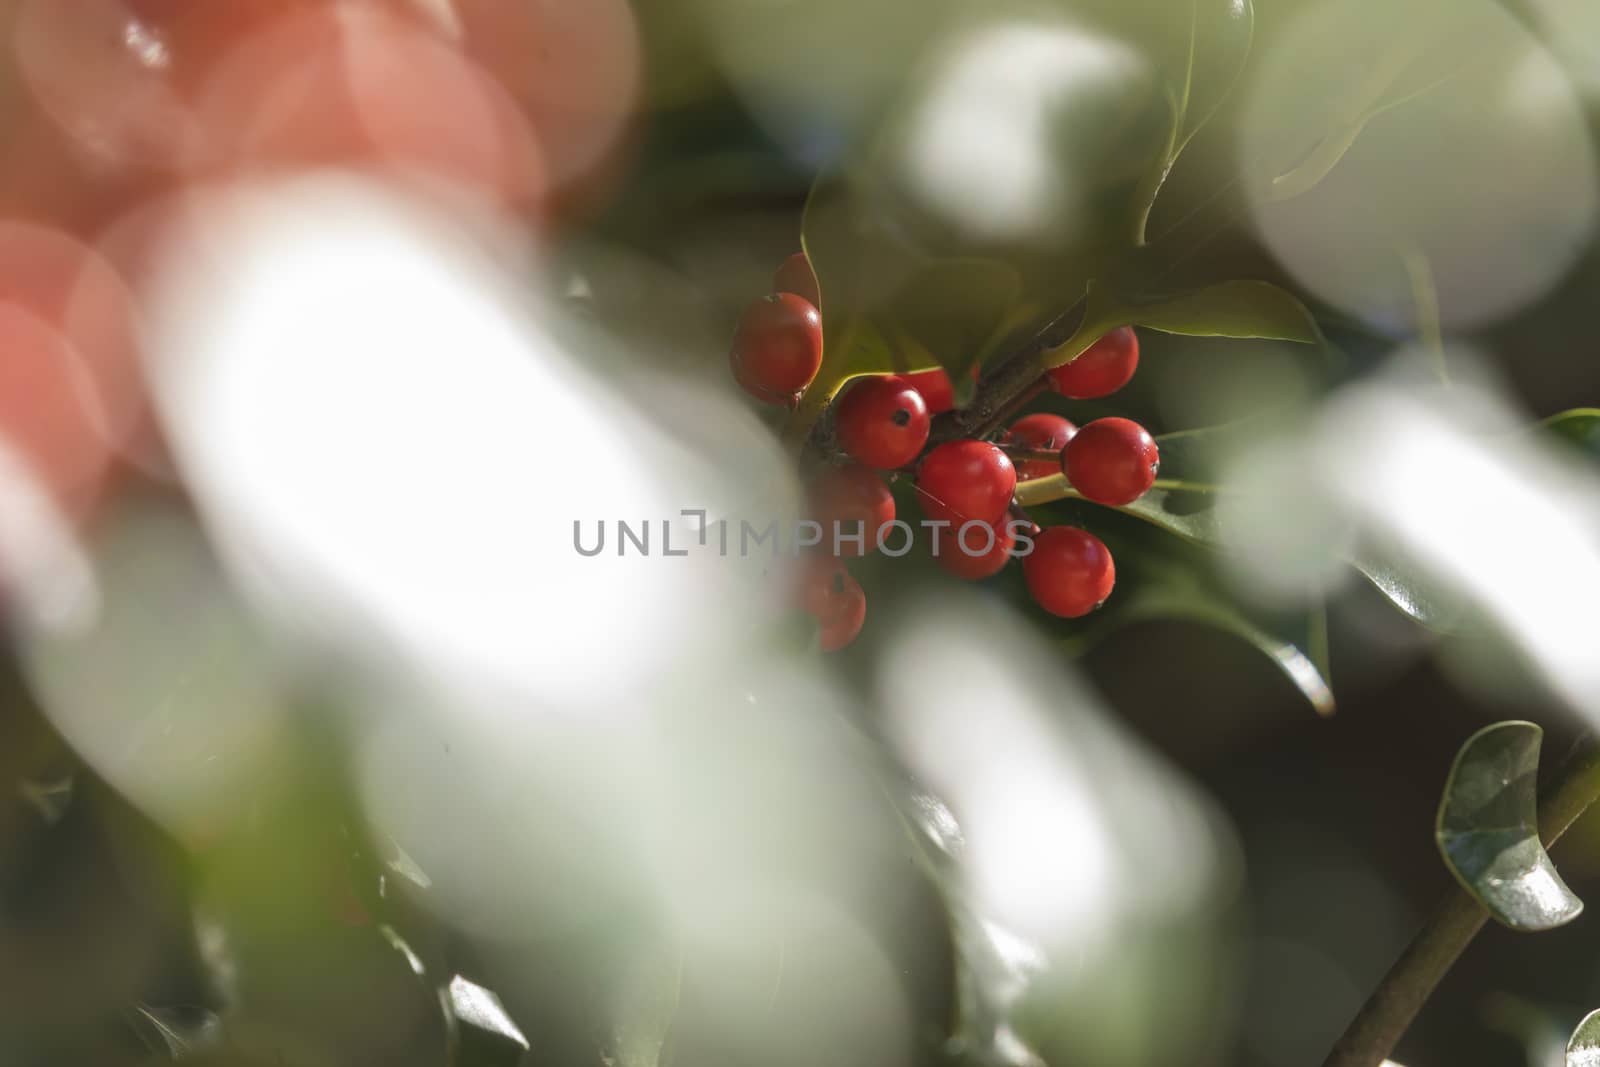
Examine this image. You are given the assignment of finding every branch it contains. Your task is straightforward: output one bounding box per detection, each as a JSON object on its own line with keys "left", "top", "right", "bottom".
{"left": 1320, "top": 737, "right": 1600, "bottom": 1067}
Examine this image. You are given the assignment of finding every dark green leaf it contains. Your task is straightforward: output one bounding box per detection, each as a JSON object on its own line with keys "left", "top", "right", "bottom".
{"left": 1070, "top": 281, "right": 1323, "bottom": 355}
{"left": 1028, "top": 281, "right": 1323, "bottom": 388}
{"left": 885, "top": 258, "right": 1022, "bottom": 385}
{"left": 1568, "top": 1008, "right": 1600, "bottom": 1067}
{"left": 1435, "top": 721, "right": 1582, "bottom": 932}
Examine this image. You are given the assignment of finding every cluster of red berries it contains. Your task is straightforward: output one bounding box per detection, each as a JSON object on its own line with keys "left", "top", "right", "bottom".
{"left": 730, "top": 253, "right": 1158, "bottom": 650}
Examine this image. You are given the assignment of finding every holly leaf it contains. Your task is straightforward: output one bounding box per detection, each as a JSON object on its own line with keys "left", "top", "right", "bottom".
{"left": 1435, "top": 721, "right": 1582, "bottom": 933}
{"left": 1344, "top": 542, "right": 1464, "bottom": 631}
{"left": 1031, "top": 280, "right": 1323, "bottom": 381}
{"left": 1568, "top": 1008, "right": 1600, "bottom": 1067}
{"left": 885, "top": 258, "right": 1023, "bottom": 388}
{"left": 795, "top": 179, "right": 1020, "bottom": 428}
{"left": 1122, "top": 0, "right": 1255, "bottom": 243}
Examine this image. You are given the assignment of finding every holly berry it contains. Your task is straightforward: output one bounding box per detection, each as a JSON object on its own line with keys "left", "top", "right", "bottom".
{"left": 809, "top": 463, "right": 895, "bottom": 557}
{"left": 1023, "top": 526, "right": 1115, "bottom": 618}
{"left": 730, "top": 293, "right": 823, "bottom": 404}
{"left": 799, "top": 555, "right": 866, "bottom": 652}
{"left": 904, "top": 366, "right": 981, "bottom": 415}
{"left": 905, "top": 367, "right": 955, "bottom": 414}
{"left": 1003, "top": 413, "right": 1077, "bottom": 480}
{"left": 835, "top": 376, "right": 930, "bottom": 470}
{"left": 1063, "top": 417, "right": 1159, "bottom": 506}
{"left": 1046, "top": 326, "right": 1139, "bottom": 399}
{"left": 773, "top": 252, "right": 820, "bottom": 307}
{"left": 916, "top": 440, "right": 1016, "bottom": 526}
{"left": 933, "top": 519, "right": 1016, "bottom": 581}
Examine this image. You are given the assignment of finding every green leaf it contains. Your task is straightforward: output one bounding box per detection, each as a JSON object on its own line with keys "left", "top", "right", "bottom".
{"left": 884, "top": 258, "right": 1023, "bottom": 386}
{"left": 1568, "top": 1008, "right": 1600, "bottom": 1067}
{"left": 1124, "top": 0, "right": 1255, "bottom": 243}
{"left": 794, "top": 180, "right": 1021, "bottom": 431}
{"left": 1435, "top": 721, "right": 1582, "bottom": 933}
{"left": 1542, "top": 408, "right": 1600, "bottom": 460}
{"left": 1034, "top": 280, "right": 1322, "bottom": 380}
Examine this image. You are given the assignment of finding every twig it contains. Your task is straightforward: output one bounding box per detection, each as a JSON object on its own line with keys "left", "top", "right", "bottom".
{"left": 1320, "top": 737, "right": 1600, "bottom": 1067}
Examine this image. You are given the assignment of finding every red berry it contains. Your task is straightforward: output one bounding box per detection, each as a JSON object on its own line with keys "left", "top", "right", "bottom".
{"left": 835, "top": 376, "right": 930, "bottom": 470}
{"left": 798, "top": 555, "right": 866, "bottom": 651}
{"left": 1003, "top": 413, "right": 1077, "bottom": 480}
{"left": 916, "top": 440, "right": 1016, "bottom": 526}
{"left": 730, "top": 293, "right": 823, "bottom": 403}
{"left": 773, "top": 252, "right": 821, "bottom": 307}
{"left": 904, "top": 367, "right": 955, "bottom": 414}
{"left": 1046, "top": 326, "right": 1139, "bottom": 399}
{"left": 903, "top": 365, "right": 982, "bottom": 415}
{"left": 1063, "top": 417, "right": 1159, "bottom": 506}
{"left": 933, "top": 518, "right": 1017, "bottom": 580}
{"left": 809, "top": 463, "right": 895, "bottom": 557}
{"left": 1023, "top": 526, "right": 1115, "bottom": 618}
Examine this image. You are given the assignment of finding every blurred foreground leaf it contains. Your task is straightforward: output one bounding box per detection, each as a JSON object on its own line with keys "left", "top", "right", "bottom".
{"left": 449, "top": 975, "right": 530, "bottom": 1067}
{"left": 1435, "top": 722, "right": 1582, "bottom": 932}
{"left": 1568, "top": 1008, "right": 1600, "bottom": 1067}
{"left": 603, "top": 948, "right": 681, "bottom": 1067}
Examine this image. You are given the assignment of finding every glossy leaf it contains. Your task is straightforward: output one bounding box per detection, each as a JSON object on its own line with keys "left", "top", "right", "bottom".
{"left": 1345, "top": 542, "right": 1464, "bottom": 631}
{"left": 1435, "top": 721, "right": 1582, "bottom": 932}
{"left": 1568, "top": 1008, "right": 1600, "bottom": 1067}
{"left": 448, "top": 975, "right": 530, "bottom": 1066}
